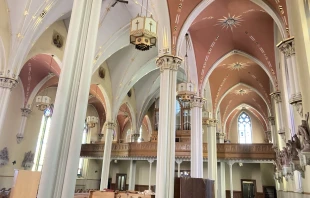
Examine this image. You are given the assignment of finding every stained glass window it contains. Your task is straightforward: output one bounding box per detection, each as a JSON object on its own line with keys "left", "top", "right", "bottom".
{"left": 238, "top": 112, "right": 252, "bottom": 144}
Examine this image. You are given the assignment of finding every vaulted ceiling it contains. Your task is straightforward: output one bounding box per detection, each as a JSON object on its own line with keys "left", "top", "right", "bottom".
{"left": 2, "top": 0, "right": 290, "bottom": 135}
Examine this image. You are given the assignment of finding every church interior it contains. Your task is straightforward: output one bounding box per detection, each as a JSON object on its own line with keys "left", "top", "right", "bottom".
{"left": 0, "top": 0, "right": 310, "bottom": 197}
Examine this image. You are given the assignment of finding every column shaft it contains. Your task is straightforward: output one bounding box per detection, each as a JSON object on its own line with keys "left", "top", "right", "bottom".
{"left": 155, "top": 55, "right": 182, "bottom": 198}
{"left": 219, "top": 162, "right": 226, "bottom": 198}
{"left": 37, "top": 1, "right": 102, "bottom": 198}
{"left": 100, "top": 123, "right": 115, "bottom": 190}
{"left": 228, "top": 162, "right": 234, "bottom": 198}
{"left": 148, "top": 159, "right": 154, "bottom": 190}
{"left": 207, "top": 119, "right": 218, "bottom": 198}
{"left": 190, "top": 97, "right": 204, "bottom": 178}
{"left": 16, "top": 108, "right": 31, "bottom": 143}
{"left": 128, "top": 160, "right": 136, "bottom": 190}
{"left": 0, "top": 78, "right": 17, "bottom": 133}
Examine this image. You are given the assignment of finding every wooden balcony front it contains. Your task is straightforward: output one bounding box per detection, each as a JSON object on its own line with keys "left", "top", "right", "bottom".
{"left": 80, "top": 142, "right": 275, "bottom": 160}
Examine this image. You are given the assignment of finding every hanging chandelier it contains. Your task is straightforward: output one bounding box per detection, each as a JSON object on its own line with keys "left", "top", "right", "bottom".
{"left": 130, "top": 0, "right": 157, "bottom": 51}
{"left": 86, "top": 116, "right": 99, "bottom": 128}
{"left": 35, "top": 55, "right": 54, "bottom": 111}
{"left": 177, "top": 34, "right": 196, "bottom": 102}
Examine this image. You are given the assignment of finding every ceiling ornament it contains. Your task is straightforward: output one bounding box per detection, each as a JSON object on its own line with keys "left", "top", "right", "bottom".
{"left": 234, "top": 88, "right": 251, "bottom": 96}
{"left": 227, "top": 62, "right": 250, "bottom": 71}
{"left": 217, "top": 14, "right": 243, "bottom": 31}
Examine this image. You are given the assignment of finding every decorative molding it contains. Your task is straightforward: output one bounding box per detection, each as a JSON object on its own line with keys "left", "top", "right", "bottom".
{"left": 216, "top": 132, "right": 225, "bottom": 140}
{"left": 190, "top": 97, "right": 206, "bottom": 108}
{"left": 16, "top": 134, "right": 24, "bottom": 144}
{"left": 265, "top": 131, "right": 272, "bottom": 143}
{"left": 0, "top": 77, "right": 18, "bottom": 90}
{"left": 277, "top": 37, "right": 295, "bottom": 57}
{"left": 21, "top": 108, "right": 31, "bottom": 117}
{"left": 270, "top": 91, "right": 282, "bottom": 103}
{"left": 106, "top": 122, "right": 116, "bottom": 130}
{"left": 298, "top": 113, "right": 310, "bottom": 153}
{"left": 0, "top": 147, "right": 9, "bottom": 167}
{"left": 156, "top": 55, "right": 183, "bottom": 72}
{"left": 21, "top": 151, "right": 34, "bottom": 170}
{"left": 205, "top": 119, "right": 218, "bottom": 127}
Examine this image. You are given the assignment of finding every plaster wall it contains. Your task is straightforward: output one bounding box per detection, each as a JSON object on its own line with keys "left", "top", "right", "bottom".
{"left": 225, "top": 163, "right": 263, "bottom": 193}
{"left": 228, "top": 110, "right": 265, "bottom": 143}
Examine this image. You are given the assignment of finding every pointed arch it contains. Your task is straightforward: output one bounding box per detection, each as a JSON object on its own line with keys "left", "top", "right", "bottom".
{"left": 237, "top": 111, "right": 252, "bottom": 144}
{"left": 201, "top": 50, "right": 276, "bottom": 97}
{"left": 176, "top": 0, "right": 286, "bottom": 55}
{"left": 216, "top": 83, "right": 272, "bottom": 116}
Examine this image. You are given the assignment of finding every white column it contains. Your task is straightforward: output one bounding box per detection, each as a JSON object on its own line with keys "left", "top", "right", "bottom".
{"left": 37, "top": 1, "right": 102, "bottom": 198}
{"left": 268, "top": 116, "right": 278, "bottom": 147}
{"left": 100, "top": 122, "right": 115, "bottom": 190}
{"left": 16, "top": 108, "right": 31, "bottom": 143}
{"left": 207, "top": 118, "right": 218, "bottom": 198}
{"left": 0, "top": 78, "right": 18, "bottom": 134}
{"left": 155, "top": 55, "right": 182, "bottom": 198}
{"left": 227, "top": 161, "right": 234, "bottom": 198}
{"left": 270, "top": 92, "right": 286, "bottom": 141}
{"left": 219, "top": 162, "right": 226, "bottom": 198}
{"left": 148, "top": 159, "right": 154, "bottom": 190}
{"left": 190, "top": 97, "right": 204, "bottom": 178}
{"left": 277, "top": 38, "right": 303, "bottom": 116}
{"left": 175, "top": 159, "right": 183, "bottom": 177}
{"left": 128, "top": 160, "right": 137, "bottom": 191}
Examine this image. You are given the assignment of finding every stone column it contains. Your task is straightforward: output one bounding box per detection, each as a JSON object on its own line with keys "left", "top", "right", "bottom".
{"left": 100, "top": 122, "right": 116, "bottom": 190}
{"left": 148, "top": 159, "right": 154, "bottom": 190}
{"left": 0, "top": 77, "right": 18, "bottom": 134}
{"left": 128, "top": 160, "right": 137, "bottom": 191}
{"left": 37, "top": 1, "right": 102, "bottom": 198}
{"left": 270, "top": 92, "right": 286, "bottom": 141}
{"left": 155, "top": 55, "right": 182, "bottom": 198}
{"left": 175, "top": 159, "right": 183, "bottom": 177}
{"left": 207, "top": 118, "right": 218, "bottom": 198}
{"left": 277, "top": 38, "right": 303, "bottom": 117}
{"left": 227, "top": 161, "right": 235, "bottom": 198}
{"left": 190, "top": 97, "right": 204, "bottom": 178}
{"left": 268, "top": 116, "right": 278, "bottom": 147}
{"left": 219, "top": 162, "right": 226, "bottom": 198}
{"left": 16, "top": 108, "right": 31, "bottom": 143}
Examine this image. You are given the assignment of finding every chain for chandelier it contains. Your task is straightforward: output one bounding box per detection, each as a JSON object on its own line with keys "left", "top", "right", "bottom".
{"left": 185, "top": 33, "right": 190, "bottom": 83}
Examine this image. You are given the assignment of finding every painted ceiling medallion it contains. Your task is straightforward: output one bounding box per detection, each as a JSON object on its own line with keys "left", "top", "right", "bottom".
{"left": 234, "top": 88, "right": 251, "bottom": 96}
{"left": 227, "top": 62, "right": 249, "bottom": 71}
{"left": 217, "top": 14, "right": 243, "bottom": 31}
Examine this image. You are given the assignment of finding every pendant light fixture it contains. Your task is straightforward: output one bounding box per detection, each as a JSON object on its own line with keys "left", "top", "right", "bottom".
{"left": 130, "top": 0, "right": 157, "bottom": 51}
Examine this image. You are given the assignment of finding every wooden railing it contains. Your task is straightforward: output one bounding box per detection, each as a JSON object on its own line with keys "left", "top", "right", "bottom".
{"left": 80, "top": 143, "right": 275, "bottom": 160}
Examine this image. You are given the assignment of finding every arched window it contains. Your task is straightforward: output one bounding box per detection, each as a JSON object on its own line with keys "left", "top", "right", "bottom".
{"left": 78, "top": 123, "right": 88, "bottom": 177}
{"left": 32, "top": 107, "right": 53, "bottom": 171}
{"left": 238, "top": 112, "right": 252, "bottom": 144}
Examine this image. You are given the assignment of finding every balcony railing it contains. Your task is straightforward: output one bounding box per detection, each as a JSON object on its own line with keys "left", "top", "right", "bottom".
{"left": 80, "top": 142, "right": 275, "bottom": 160}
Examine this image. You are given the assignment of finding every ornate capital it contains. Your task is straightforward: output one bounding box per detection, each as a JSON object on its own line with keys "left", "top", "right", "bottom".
{"left": 156, "top": 55, "right": 183, "bottom": 72}
{"left": 0, "top": 77, "right": 18, "bottom": 90}
{"left": 265, "top": 130, "right": 272, "bottom": 143}
{"left": 298, "top": 113, "right": 310, "bottom": 153}
{"left": 16, "top": 134, "right": 24, "bottom": 144}
{"left": 175, "top": 159, "right": 183, "bottom": 164}
{"left": 106, "top": 122, "right": 115, "bottom": 130}
{"left": 216, "top": 132, "right": 225, "bottom": 140}
{"left": 277, "top": 37, "right": 295, "bottom": 57}
{"left": 0, "top": 147, "right": 9, "bottom": 167}
{"left": 21, "top": 151, "right": 34, "bottom": 170}
{"left": 148, "top": 159, "right": 155, "bottom": 164}
{"left": 270, "top": 91, "right": 282, "bottom": 103}
{"left": 190, "top": 97, "right": 206, "bottom": 108}
{"left": 205, "top": 119, "right": 218, "bottom": 127}
{"left": 289, "top": 93, "right": 302, "bottom": 105}
{"left": 21, "top": 108, "right": 32, "bottom": 117}
{"left": 268, "top": 117, "right": 275, "bottom": 125}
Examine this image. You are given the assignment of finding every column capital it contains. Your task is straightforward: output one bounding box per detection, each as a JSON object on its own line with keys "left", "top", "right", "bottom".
{"left": 156, "top": 55, "right": 183, "bottom": 72}
{"left": 265, "top": 130, "right": 272, "bottom": 143}
{"left": 106, "top": 122, "right": 115, "bottom": 129}
{"left": 270, "top": 91, "right": 282, "bottom": 103}
{"left": 205, "top": 119, "right": 218, "bottom": 127}
{"left": 277, "top": 37, "right": 295, "bottom": 57}
{"left": 227, "top": 161, "right": 235, "bottom": 166}
{"left": 0, "top": 77, "right": 18, "bottom": 90}
{"left": 190, "top": 97, "right": 206, "bottom": 108}
{"left": 175, "top": 159, "right": 183, "bottom": 164}
{"left": 216, "top": 132, "right": 225, "bottom": 140}
{"left": 21, "top": 108, "right": 32, "bottom": 117}
{"left": 268, "top": 116, "right": 275, "bottom": 125}
{"left": 148, "top": 159, "right": 155, "bottom": 164}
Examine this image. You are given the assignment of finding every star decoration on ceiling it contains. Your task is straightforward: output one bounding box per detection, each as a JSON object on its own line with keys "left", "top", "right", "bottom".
{"left": 217, "top": 14, "right": 243, "bottom": 31}
{"left": 234, "top": 88, "right": 251, "bottom": 96}
{"left": 227, "top": 62, "right": 250, "bottom": 71}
